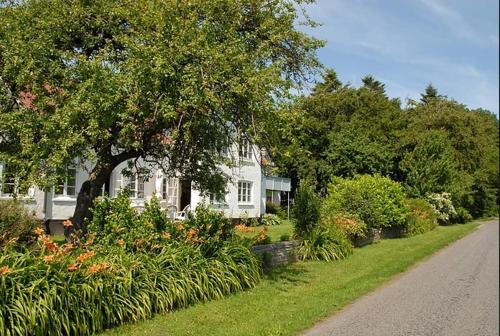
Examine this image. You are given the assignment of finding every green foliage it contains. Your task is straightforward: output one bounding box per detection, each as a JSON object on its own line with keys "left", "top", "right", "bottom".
{"left": 140, "top": 195, "right": 171, "bottom": 232}
{"left": 265, "top": 201, "right": 280, "bottom": 215}
{"left": 280, "top": 234, "right": 291, "bottom": 242}
{"left": 183, "top": 203, "right": 234, "bottom": 256}
{"left": 0, "top": 0, "right": 322, "bottom": 229}
{"left": 89, "top": 191, "right": 157, "bottom": 251}
{"left": 323, "top": 175, "right": 409, "bottom": 230}
{"left": 425, "top": 192, "right": 457, "bottom": 224}
{"left": 0, "top": 200, "right": 40, "bottom": 247}
{"left": 400, "top": 130, "right": 458, "bottom": 197}
{"left": 403, "top": 100, "right": 499, "bottom": 217}
{"left": 404, "top": 198, "right": 438, "bottom": 237}
{"left": 296, "top": 226, "right": 353, "bottom": 262}
{"left": 0, "top": 241, "right": 260, "bottom": 336}
{"left": 451, "top": 207, "right": 473, "bottom": 224}
{"left": 261, "top": 213, "right": 281, "bottom": 226}
{"left": 292, "top": 183, "right": 321, "bottom": 237}
{"left": 321, "top": 213, "right": 367, "bottom": 240}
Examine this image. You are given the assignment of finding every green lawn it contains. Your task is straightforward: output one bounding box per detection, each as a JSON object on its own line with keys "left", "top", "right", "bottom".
{"left": 236, "top": 220, "right": 294, "bottom": 243}
{"left": 102, "top": 222, "right": 479, "bottom": 336}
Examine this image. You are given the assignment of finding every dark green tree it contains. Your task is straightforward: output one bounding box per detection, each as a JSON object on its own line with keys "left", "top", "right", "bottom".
{"left": 420, "top": 83, "right": 440, "bottom": 104}
{"left": 361, "top": 75, "right": 386, "bottom": 94}
{"left": 312, "top": 69, "right": 343, "bottom": 95}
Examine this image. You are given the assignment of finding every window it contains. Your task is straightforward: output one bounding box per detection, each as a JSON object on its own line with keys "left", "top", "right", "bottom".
{"left": 55, "top": 167, "right": 77, "bottom": 197}
{"left": 210, "top": 191, "right": 226, "bottom": 205}
{"left": 1, "top": 164, "right": 16, "bottom": 196}
{"left": 0, "top": 163, "right": 28, "bottom": 197}
{"left": 124, "top": 174, "right": 144, "bottom": 199}
{"left": 238, "top": 138, "right": 252, "bottom": 160}
{"left": 162, "top": 177, "right": 178, "bottom": 206}
{"left": 238, "top": 181, "right": 252, "bottom": 203}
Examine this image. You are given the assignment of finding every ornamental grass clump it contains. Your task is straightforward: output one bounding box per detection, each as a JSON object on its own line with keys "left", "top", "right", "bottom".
{"left": 296, "top": 225, "right": 353, "bottom": 262}
{"left": 0, "top": 196, "right": 261, "bottom": 336}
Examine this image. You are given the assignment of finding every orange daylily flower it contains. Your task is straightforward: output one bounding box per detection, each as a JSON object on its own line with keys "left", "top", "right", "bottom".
{"left": 0, "top": 266, "right": 10, "bottom": 275}
{"left": 87, "top": 262, "right": 109, "bottom": 275}
{"left": 45, "top": 241, "right": 58, "bottom": 252}
{"left": 63, "top": 219, "right": 73, "bottom": 228}
{"left": 162, "top": 232, "right": 171, "bottom": 240}
{"left": 62, "top": 243, "right": 74, "bottom": 253}
{"left": 67, "top": 264, "right": 78, "bottom": 271}
{"left": 43, "top": 255, "right": 55, "bottom": 263}
{"left": 117, "top": 239, "right": 125, "bottom": 246}
{"left": 76, "top": 250, "right": 95, "bottom": 263}
{"left": 34, "top": 227, "right": 44, "bottom": 236}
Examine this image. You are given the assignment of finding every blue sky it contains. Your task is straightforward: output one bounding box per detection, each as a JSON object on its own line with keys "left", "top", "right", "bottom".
{"left": 298, "top": 0, "right": 499, "bottom": 114}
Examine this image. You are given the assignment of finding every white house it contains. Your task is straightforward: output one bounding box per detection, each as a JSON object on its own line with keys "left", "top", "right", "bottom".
{"left": 0, "top": 140, "right": 290, "bottom": 229}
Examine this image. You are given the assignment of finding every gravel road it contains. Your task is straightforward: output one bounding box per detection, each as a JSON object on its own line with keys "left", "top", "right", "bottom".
{"left": 302, "top": 219, "right": 499, "bottom": 336}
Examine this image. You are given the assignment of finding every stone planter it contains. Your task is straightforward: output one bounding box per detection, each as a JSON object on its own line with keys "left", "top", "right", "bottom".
{"left": 252, "top": 240, "right": 299, "bottom": 269}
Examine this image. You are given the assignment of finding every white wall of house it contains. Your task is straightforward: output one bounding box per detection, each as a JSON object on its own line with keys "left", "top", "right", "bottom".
{"left": 1, "top": 141, "right": 289, "bottom": 221}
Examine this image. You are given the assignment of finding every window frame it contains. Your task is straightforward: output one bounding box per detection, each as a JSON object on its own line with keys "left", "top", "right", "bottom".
{"left": 162, "top": 177, "right": 178, "bottom": 207}
{"left": 237, "top": 181, "right": 253, "bottom": 204}
{"left": 238, "top": 138, "right": 253, "bottom": 161}
{"left": 0, "top": 163, "right": 28, "bottom": 198}
{"left": 54, "top": 167, "right": 77, "bottom": 198}
{"left": 125, "top": 174, "right": 145, "bottom": 199}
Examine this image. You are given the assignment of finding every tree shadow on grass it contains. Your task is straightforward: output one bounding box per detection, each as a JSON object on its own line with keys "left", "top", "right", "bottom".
{"left": 264, "top": 263, "right": 310, "bottom": 287}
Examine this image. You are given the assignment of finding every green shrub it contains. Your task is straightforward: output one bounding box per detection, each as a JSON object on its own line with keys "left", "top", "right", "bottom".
{"left": 321, "top": 213, "right": 367, "bottom": 240}
{"left": 183, "top": 203, "right": 234, "bottom": 256}
{"left": 323, "top": 175, "right": 409, "bottom": 230}
{"left": 296, "top": 226, "right": 353, "bottom": 262}
{"left": 292, "top": 183, "right": 321, "bottom": 237}
{"left": 0, "top": 200, "right": 40, "bottom": 247}
{"left": 280, "top": 234, "right": 291, "bottom": 242}
{"left": 89, "top": 191, "right": 159, "bottom": 251}
{"left": 260, "top": 213, "right": 281, "bottom": 226}
{"left": 425, "top": 192, "right": 457, "bottom": 224}
{"left": 404, "top": 198, "right": 438, "bottom": 237}
{"left": 265, "top": 201, "right": 280, "bottom": 215}
{"left": 451, "top": 207, "right": 473, "bottom": 224}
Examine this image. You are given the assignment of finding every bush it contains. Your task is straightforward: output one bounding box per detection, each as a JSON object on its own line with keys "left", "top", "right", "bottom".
{"left": 89, "top": 191, "right": 160, "bottom": 251}
{"left": 425, "top": 192, "right": 457, "bottom": 224}
{"left": 296, "top": 225, "right": 353, "bottom": 262}
{"left": 451, "top": 207, "right": 473, "bottom": 224}
{"left": 265, "top": 201, "right": 288, "bottom": 219}
{"left": 323, "top": 175, "right": 409, "bottom": 230}
{"left": 280, "top": 234, "right": 291, "bottom": 242}
{"left": 260, "top": 213, "right": 281, "bottom": 226}
{"left": 183, "top": 203, "right": 234, "bottom": 256}
{"left": 0, "top": 200, "right": 40, "bottom": 248}
{"left": 265, "top": 201, "right": 280, "bottom": 215}
{"left": 404, "top": 198, "right": 438, "bottom": 237}
{"left": 292, "top": 183, "right": 321, "bottom": 237}
{"left": 321, "top": 213, "right": 367, "bottom": 240}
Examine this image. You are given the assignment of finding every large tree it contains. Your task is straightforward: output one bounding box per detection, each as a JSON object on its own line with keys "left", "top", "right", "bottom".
{"left": 0, "top": 0, "right": 322, "bottom": 231}
{"left": 272, "top": 71, "right": 404, "bottom": 194}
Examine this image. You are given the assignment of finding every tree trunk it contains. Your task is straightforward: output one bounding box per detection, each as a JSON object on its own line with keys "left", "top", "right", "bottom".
{"left": 69, "top": 151, "right": 139, "bottom": 236}
{"left": 68, "top": 163, "right": 113, "bottom": 236}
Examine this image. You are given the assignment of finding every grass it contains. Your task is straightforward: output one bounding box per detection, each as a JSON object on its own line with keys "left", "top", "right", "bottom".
{"left": 101, "top": 222, "right": 480, "bottom": 336}
{"left": 236, "top": 220, "right": 294, "bottom": 243}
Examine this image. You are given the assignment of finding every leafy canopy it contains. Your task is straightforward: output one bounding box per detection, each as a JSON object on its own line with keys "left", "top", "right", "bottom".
{"left": 0, "top": 0, "right": 322, "bottom": 192}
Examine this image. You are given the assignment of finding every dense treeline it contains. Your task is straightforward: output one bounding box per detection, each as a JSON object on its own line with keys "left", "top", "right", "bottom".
{"left": 271, "top": 69, "right": 499, "bottom": 219}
